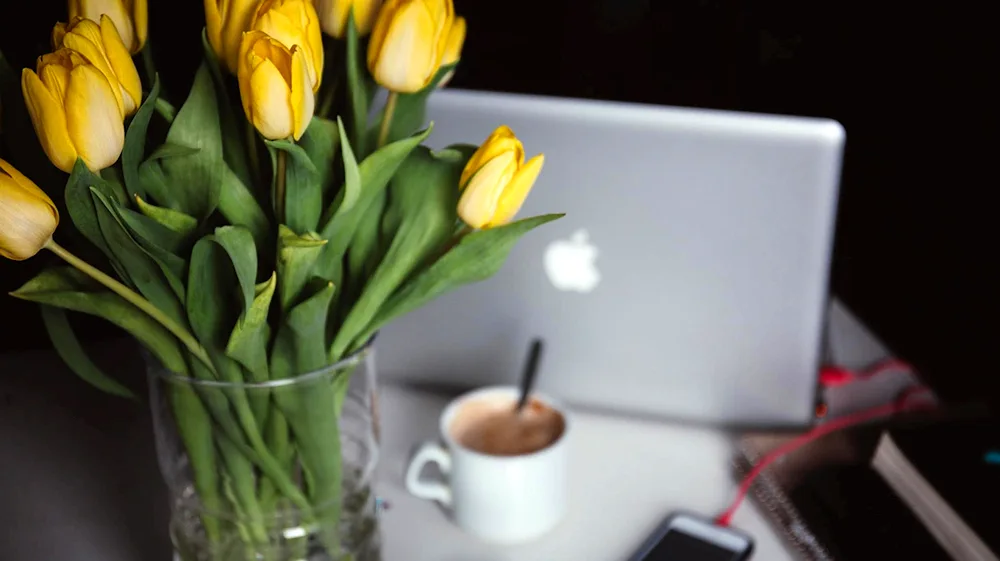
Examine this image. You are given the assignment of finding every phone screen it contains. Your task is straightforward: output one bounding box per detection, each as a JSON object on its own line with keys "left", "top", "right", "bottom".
{"left": 642, "top": 529, "right": 745, "bottom": 561}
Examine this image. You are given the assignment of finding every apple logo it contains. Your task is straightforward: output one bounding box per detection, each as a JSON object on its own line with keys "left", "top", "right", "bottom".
{"left": 543, "top": 229, "right": 601, "bottom": 293}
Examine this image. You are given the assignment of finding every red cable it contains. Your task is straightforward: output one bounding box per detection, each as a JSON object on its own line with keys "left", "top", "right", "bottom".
{"left": 819, "top": 358, "right": 915, "bottom": 388}
{"left": 714, "top": 386, "right": 934, "bottom": 527}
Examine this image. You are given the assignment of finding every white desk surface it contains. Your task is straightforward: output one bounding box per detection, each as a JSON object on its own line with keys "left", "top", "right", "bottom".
{"left": 376, "top": 384, "right": 794, "bottom": 561}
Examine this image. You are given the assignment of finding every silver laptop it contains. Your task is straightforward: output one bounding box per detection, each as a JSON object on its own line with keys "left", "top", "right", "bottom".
{"left": 377, "top": 89, "right": 844, "bottom": 427}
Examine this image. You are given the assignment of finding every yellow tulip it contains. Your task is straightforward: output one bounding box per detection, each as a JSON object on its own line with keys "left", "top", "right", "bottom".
{"left": 22, "top": 49, "right": 126, "bottom": 173}
{"left": 314, "top": 0, "right": 382, "bottom": 39}
{"left": 53, "top": 16, "right": 142, "bottom": 116}
{"left": 0, "top": 159, "right": 59, "bottom": 261}
{"left": 251, "top": 0, "right": 324, "bottom": 92}
{"left": 458, "top": 126, "right": 544, "bottom": 229}
{"left": 205, "top": 0, "right": 259, "bottom": 74}
{"left": 68, "top": 0, "right": 147, "bottom": 53}
{"left": 436, "top": 15, "right": 464, "bottom": 87}
{"left": 441, "top": 15, "right": 465, "bottom": 66}
{"left": 238, "top": 31, "right": 315, "bottom": 141}
{"left": 367, "top": 0, "right": 454, "bottom": 93}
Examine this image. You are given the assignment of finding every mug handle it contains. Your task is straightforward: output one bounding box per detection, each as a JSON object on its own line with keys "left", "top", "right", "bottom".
{"left": 405, "top": 442, "right": 453, "bottom": 506}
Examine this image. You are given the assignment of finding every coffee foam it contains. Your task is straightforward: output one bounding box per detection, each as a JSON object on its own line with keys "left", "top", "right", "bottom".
{"left": 449, "top": 394, "right": 565, "bottom": 457}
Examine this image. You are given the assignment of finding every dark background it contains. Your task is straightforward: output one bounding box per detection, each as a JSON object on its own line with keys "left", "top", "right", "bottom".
{"left": 2, "top": 1, "right": 997, "bottom": 407}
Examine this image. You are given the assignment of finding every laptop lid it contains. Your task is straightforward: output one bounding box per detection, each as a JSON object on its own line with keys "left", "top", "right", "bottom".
{"left": 377, "top": 90, "right": 844, "bottom": 427}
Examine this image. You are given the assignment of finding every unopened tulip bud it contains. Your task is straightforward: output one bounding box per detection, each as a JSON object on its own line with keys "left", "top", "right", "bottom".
{"left": 458, "top": 125, "right": 544, "bottom": 229}
{"left": 367, "top": 0, "right": 454, "bottom": 93}
{"left": 0, "top": 159, "right": 59, "bottom": 261}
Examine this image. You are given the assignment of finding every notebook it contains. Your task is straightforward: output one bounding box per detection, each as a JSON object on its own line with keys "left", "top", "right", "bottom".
{"left": 872, "top": 420, "right": 1000, "bottom": 561}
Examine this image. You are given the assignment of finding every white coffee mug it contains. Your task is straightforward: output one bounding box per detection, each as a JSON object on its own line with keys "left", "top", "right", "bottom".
{"left": 404, "top": 386, "right": 570, "bottom": 544}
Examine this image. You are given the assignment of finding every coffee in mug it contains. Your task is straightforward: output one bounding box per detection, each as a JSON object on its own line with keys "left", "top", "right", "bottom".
{"left": 450, "top": 395, "right": 565, "bottom": 456}
{"left": 405, "top": 386, "right": 570, "bottom": 544}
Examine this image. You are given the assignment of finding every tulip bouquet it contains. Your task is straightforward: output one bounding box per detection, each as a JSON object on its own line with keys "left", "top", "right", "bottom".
{"left": 0, "top": 0, "right": 560, "bottom": 559}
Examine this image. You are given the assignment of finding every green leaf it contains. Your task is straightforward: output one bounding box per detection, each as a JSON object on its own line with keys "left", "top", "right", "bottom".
{"left": 202, "top": 28, "right": 254, "bottom": 190}
{"left": 116, "top": 205, "right": 187, "bottom": 254}
{"left": 218, "top": 163, "right": 270, "bottom": 251}
{"left": 99, "top": 166, "right": 128, "bottom": 204}
{"left": 360, "top": 214, "right": 565, "bottom": 344}
{"left": 122, "top": 74, "right": 161, "bottom": 199}
{"left": 114, "top": 205, "right": 188, "bottom": 299}
{"left": 348, "top": 188, "right": 385, "bottom": 286}
{"left": 154, "top": 63, "right": 224, "bottom": 219}
{"left": 91, "top": 188, "right": 187, "bottom": 324}
{"left": 330, "top": 146, "right": 462, "bottom": 359}
{"left": 154, "top": 98, "right": 176, "bottom": 123}
{"left": 335, "top": 117, "right": 361, "bottom": 218}
{"left": 266, "top": 140, "right": 320, "bottom": 234}
{"left": 147, "top": 142, "right": 200, "bottom": 161}
{"left": 226, "top": 273, "right": 276, "bottom": 381}
{"left": 187, "top": 235, "right": 240, "bottom": 348}
{"left": 216, "top": 435, "right": 268, "bottom": 544}
{"left": 134, "top": 195, "right": 198, "bottom": 237}
{"left": 65, "top": 160, "right": 124, "bottom": 271}
{"left": 286, "top": 282, "right": 336, "bottom": 373}
{"left": 12, "top": 268, "right": 188, "bottom": 374}
{"left": 314, "top": 125, "right": 432, "bottom": 282}
{"left": 276, "top": 225, "right": 327, "bottom": 312}
{"left": 299, "top": 116, "right": 341, "bottom": 201}
{"left": 169, "top": 384, "right": 223, "bottom": 543}
{"left": 40, "top": 306, "right": 136, "bottom": 399}
{"left": 380, "top": 63, "right": 457, "bottom": 145}
{"left": 211, "top": 226, "right": 258, "bottom": 316}
{"left": 345, "top": 14, "right": 371, "bottom": 157}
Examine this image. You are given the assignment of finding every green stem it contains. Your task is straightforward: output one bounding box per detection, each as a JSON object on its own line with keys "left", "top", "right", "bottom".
{"left": 376, "top": 91, "right": 398, "bottom": 148}
{"left": 275, "top": 149, "right": 287, "bottom": 224}
{"left": 318, "top": 73, "right": 340, "bottom": 119}
{"left": 44, "top": 239, "right": 215, "bottom": 373}
{"left": 140, "top": 45, "right": 157, "bottom": 88}
{"left": 246, "top": 120, "right": 260, "bottom": 182}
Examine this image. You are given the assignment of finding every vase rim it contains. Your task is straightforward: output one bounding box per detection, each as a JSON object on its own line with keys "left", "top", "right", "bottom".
{"left": 146, "top": 335, "right": 376, "bottom": 389}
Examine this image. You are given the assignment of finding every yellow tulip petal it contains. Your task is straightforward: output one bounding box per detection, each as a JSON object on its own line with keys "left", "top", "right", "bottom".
{"left": 249, "top": 58, "right": 294, "bottom": 140}
{"left": 442, "top": 16, "right": 465, "bottom": 66}
{"left": 290, "top": 48, "right": 315, "bottom": 141}
{"left": 52, "top": 22, "right": 69, "bottom": 49}
{"left": 39, "top": 62, "right": 71, "bottom": 106}
{"left": 0, "top": 159, "right": 59, "bottom": 260}
{"left": 21, "top": 69, "right": 78, "bottom": 173}
{"left": 367, "top": 0, "right": 401, "bottom": 68}
{"left": 218, "top": 0, "right": 261, "bottom": 74}
{"left": 61, "top": 24, "right": 126, "bottom": 117}
{"left": 205, "top": 0, "right": 226, "bottom": 64}
{"left": 237, "top": 36, "right": 255, "bottom": 122}
{"left": 459, "top": 133, "right": 523, "bottom": 188}
{"left": 457, "top": 152, "right": 518, "bottom": 229}
{"left": 0, "top": 159, "right": 58, "bottom": 210}
{"left": 488, "top": 154, "right": 544, "bottom": 227}
{"left": 131, "top": 0, "right": 148, "bottom": 51}
{"left": 430, "top": 0, "right": 454, "bottom": 67}
{"left": 100, "top": 15, "right": 142, "bottom": 115}
{"left": 0, "top": 169, "right": 59, "bottom": 261}
{"left": 65, "top": 64, "right": 125, "bottom": 171}
{"left": 354, "top": 0, "right": 382, "bottom": 35}
{"left": 256, "top": 9, "right": 320, "bottom": 90}
{"left": 370, "top": 0, "right": 437, "bottom": 93}
{"left": 303, "top": 1, "right": 325, "bottom": 86}
{"left": 78, "top": 0, "right": 137, "bottom": 53}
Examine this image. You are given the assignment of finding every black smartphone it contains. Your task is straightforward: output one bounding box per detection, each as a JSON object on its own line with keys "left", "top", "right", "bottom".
{"left": 628, "top": 513, "right": 754, "bottom": 561}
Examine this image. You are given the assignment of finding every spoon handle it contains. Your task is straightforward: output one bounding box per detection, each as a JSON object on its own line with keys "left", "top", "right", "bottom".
{"left": 517, "top": 339, "right": 544, "bottom": 412}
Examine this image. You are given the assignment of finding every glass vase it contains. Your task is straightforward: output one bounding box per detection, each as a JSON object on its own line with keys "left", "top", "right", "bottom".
{"left": 148, "top": 341, "right": 381, "bottom": 561}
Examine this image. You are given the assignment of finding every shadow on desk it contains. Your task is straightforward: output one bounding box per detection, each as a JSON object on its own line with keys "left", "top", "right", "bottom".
{"left": 0, "top": 342, "right": 171, "bottom": 560}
